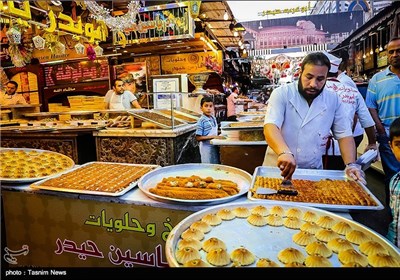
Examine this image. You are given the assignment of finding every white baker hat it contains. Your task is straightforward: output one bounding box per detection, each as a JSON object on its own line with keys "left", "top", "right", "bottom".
{"left": 322, "top": 51, "right": 342, "bottom": 73}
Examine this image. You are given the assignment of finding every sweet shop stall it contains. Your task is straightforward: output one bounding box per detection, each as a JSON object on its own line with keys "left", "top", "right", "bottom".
{"left": 1, "top": 1, "right": 400, "bottom": 271}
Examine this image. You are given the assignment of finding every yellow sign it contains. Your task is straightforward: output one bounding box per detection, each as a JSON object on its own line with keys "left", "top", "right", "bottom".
{"left": 161, "top": 50, "right": 223, "bottom": 74}
{"left": 258, "top": 1, "right": 311, "bottom": 16}
{"left": 32, "top": 46, "right": 87, "bottom": 63}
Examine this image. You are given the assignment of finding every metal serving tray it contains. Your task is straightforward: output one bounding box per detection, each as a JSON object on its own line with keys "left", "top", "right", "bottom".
{"left": 128, "top": 109, "right": 187, "bottom": 129}
{"left": 220, "top": 121, "right": 263, "bottom": 131}
{"left": 155, "top": 109, "right": 199, "bottom": 123}
{"left": 30, "top": 162, "right": 160, "bottom": 196}
{"left": 247, "top": 166, "right": 384, "bottom": 212}
{"left": 165, "top": 201, "right": 400, "bottom": 267}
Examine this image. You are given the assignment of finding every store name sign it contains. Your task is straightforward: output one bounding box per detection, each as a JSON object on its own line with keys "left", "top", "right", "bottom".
{"left": 0, "top": 1, "right": 107, "bottom": 42}
{"left": 258, "top": 1, "right": 311, "bottom": 16}
{"left": 114, "top": 4, "right": 194, "bottom": 46}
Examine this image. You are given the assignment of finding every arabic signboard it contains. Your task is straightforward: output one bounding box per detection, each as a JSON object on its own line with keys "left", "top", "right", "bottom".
{"left": 2, "top": 191, "right": 193, "bottom": 267}
{"left": 161, "top": 50, "right": 223, "bottom": 74}
{"left": 113, "top": 3, "right": 195, "bottom": 46}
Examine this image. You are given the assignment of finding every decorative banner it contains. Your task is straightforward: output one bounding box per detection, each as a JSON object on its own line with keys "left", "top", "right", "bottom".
{"left": 258, "top": 1, "right": 311, "bottom": 17}
{"left": 161, "top": 50, "right": 223, "bottom": 74}
{"left": 113, "top": 2, "right": 195, "bottom": 46}
{"left": 377, "top": 50, "right": 388, "bottom": 68}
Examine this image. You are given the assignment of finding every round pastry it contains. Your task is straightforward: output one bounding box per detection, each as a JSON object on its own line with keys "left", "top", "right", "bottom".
{"left": 233, "top": 207, "right": 251, "bottom": 218}
{"left": 277, "top": 247, "right": 306, "bottom": 264}
{"left": 269, "top": 205, "right": 285, "bottom": 216}
{"left": 181, "top": 228, "right": 205, "bottom": 241}
{"left": 206, "top": 248, "right": 231, "bottom": 266}
{"left": 175, "top": 246, "right": 201, "bottom": 264}
{"left": 266, "top": 214, "right": 284, "bottom": 227}
{"left": 285, "top": 262, "right": 306, "bottom": 267}
{"left": 247, "top": 213, "right": 268, "bottom": 226}
{"left": 327, "top": 238, "right": 354, "bottom": 253}
{"left": 341, "top": 262, "right": 364, "bottom": 267}
{"left": 315, "top": 215, "right": 336, "bottom": 229}
{"left": 367, "top": 253, "right": 400, "bottom": 267}
{"left": 217, "top": 209, "right": 236, "bottom": 220}
{"left": 305, "top": 241, "right": 333, "bottom": 258}
{"left": 358, "top": 240, "right": 389, "bottom": 256}
{"left": 300, "top": 221, "right": 321, "bottom": 234}
{"left": 201, "top": 213, "right": 222, "bottom": 226}
{"left": 286, "top": 208, "right": 303, "bottom": 219}
{"left": 284, "top": 217, "right": 303, "bottom": 229}
{"left": 256, "top": 258, "right": 280, "bottom": 267}
{"left": 304, "top": 254, "right": 332, "bottom": 267}
{"left": 230, "top": 247, "right": 256, "bottom": 266}
{"left": 202, "top": 237, "right": 227, "bottom": 252}
{"left": 190, "top": 220, "right": 212, "bottom": 233}
{"left": 183, "top": 258, "right": 211, "bottom": 267}
{"left": 338, "top": 249, "right": 369, "bottom": 267}
{"left": 345, "top": 230, "right": 371, "bottom": 245}
{"left": 177, "top": 238, "right": 202, "bottom": 251}
{"left": 315, "top": 228, "right": 340, "bottom": 243}
{"left": 302, "top": 211, "right": 319, "bottom": 223}
{"left": 331, "top": 221, "right": 353, "bottom": 235}
{"left": 251, "top": 205, "right": 269, "bottom": 216}
{"left": 292, "top": 231, "right": 317, "bottom": 246}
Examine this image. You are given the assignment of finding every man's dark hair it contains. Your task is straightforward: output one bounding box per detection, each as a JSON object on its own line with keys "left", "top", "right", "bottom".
{"left": 301, "top": 52, "right": 331, "bottom": 72}
{"left": 200, "top": 95, "right": 214, "bottom": 106}
{"left": 338, "top": 60, "right": 347, "bottom": 72}
{"left": 231, "top": 86, "right": 238, "bottom": 93}
{"left": 390, "top": 117, "right": 400, "bottom": 142}
{"left": 113, "top": 78, "right": 124, "bottom": 87}
{"left": 389, "top": 36, "right": 400, "bottom": 44}
{"left": 7, "top": 81, "right": 18, "bottom": 89}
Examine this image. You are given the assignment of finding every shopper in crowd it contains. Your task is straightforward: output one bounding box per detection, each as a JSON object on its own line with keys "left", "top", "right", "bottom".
{"left": 196, "top": 95, "right": 225, "bottom": 164}
{"left": 0, "top": 81, "right": 27, "bottom": 106}
{"left": 366, "top": 37, "right": 400, "bottom": 205}
{"left": 104, "top": 78, "right": 141, "bottom": 110}
{"left": 262, "top": 52, "right": 365, "bottom": 184}
{"left": 323, "top": 52, "right": 377, "bottom": 170}
{"left": 226, "top": 86, "right": 251, "bottom": 121}
{"left": 387, "top": 116, "right": 400, "bottom": 248}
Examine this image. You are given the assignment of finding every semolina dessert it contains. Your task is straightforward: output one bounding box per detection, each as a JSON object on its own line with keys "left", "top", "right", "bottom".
{"left": 327, "top": 238, "right": 354, "bottom": 253}
{"left": 266, "top": 214, "right": 284, "bottom": 226}
{"left": 338, "top": 249, "right": 369, "bottom": 267}
{"left": 201, "top": 213, "right": 222, "bottom": 226}
{"left": 304, "top": 254, "right": 332, "bottom": 267}
{"left": 292, "top": 231, "right": 317, "bottom": 246}
{"left": 278, "top": 247, "right": 306, "bottom": 264}
{"left": 269, "top": 205, "right": 285, "bottom": 216}
{"left": 233, "top": 207, "right": 251, "bottom": 218}
{"left": 359, "top": 240, "right": 389, "bottom": 256}
{"left": 315, "top": 215, "right": 336, "bottom": 229}
{"left": 230, "top": 247, "right": 256, "bottom": 266}
{"left": 345, "top": 230, "right": 371, "bottom": 245}
{"left": 302, "top": 211, "right": 319, "bottom": 223}
{"left": 181, "top": 228, "right": 205, "bottom": 241}
{"left": 206, "top": 248, "right": 231, "bottom": 267}
{"left": 202, "top": 237, "right": 227, "bottom": 252}
{"left": 256, "top": 258, "right": 280, "bottom": 267}
{"left": 284, "top": 217, "right": 303, "bottom": 229}
{"left": 247, "top": 213, "right": 268, "bottom": 226}
{"left": 183, "top": 259, "right": 211, "bottom": 267}
{"left": 216, "top": 209, "right": 236, "bottom": 220}
{"left": 305, "top": 241, "right": 333, "bottom": 258}
{"left": 286, "top": 208, "right": 303, "bottom": 219}
{"left": 190, "top": 220, "right": 212, "bottom": 233}
{"left": 367, "top": 253, "right": 400, "bottom": 267}
{"left": 300, "top": 221, "right": 321, "bottom": 234}
{"left": 251, "top": 205, "right": 269, "bottom": 216}
{"left": 331, "top": 221, "right": 353, "bottom": 235}
{"left": 285, "top": 262, "right": 306, "bottom": 267}
{"left": 315, "top": 229, "right": 340, "bottom": 243}
{"left": 177, "top": 238, "right": 202, "bottom": 251}
{"left": 175, "top": 247, "right": 201, "bottom": 264}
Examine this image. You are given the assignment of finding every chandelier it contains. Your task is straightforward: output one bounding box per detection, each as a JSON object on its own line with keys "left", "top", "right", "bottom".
{"left": 84, "top": 0, "right": 140, "bottom": 32}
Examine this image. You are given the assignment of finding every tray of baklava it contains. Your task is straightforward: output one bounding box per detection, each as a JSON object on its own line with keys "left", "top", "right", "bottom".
{"left": 248, "top": 166, "right": 384, "bottom": 212}
{"left": 128, "top": 109, "right": 187, "bottom": 129}
{"left": 30, "top": 161, "right": 160, "bottom": 196}
{"left": 165, "top": 201, "right": 400, "bottom": 267}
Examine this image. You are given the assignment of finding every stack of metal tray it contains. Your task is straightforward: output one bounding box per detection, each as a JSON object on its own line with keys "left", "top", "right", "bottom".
{"left": 128, "top": 109, "right": 187, "bottom": 129}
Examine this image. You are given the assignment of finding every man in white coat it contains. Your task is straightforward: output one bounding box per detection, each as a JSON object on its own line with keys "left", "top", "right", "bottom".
{"left": 262, "top": 52, "right": 365, "bottom": 184}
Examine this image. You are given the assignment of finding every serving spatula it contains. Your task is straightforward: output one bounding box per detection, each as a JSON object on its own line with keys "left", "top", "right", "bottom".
{"left": 256, "top": 187, "right": 298, "bottom": 196}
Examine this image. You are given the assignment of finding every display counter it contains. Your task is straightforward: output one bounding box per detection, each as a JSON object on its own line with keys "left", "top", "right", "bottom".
{"left": 0, "top": 104, "right": 41, "bottom": 119}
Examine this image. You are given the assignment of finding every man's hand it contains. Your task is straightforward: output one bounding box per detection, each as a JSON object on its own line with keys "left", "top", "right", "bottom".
{"left": 344, "top": 163, "right": 366, "bottom": 185}
{"left": 277, "top": 153, "right": 296, "bottom": 180}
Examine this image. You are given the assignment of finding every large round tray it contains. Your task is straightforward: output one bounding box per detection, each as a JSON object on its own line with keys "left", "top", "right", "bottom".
{"left": 137, "top": 163, "right": 252, "bottom": 205}
{"left": 0, "top": 148, "right": 75, "bottom": 183}
{"left": 165, "top": 201, "right": 400, "bottom": 267}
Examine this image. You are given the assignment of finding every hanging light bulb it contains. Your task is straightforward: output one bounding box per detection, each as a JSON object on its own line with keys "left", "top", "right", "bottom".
{"left": 379, "top": 29, "right": 383, "bottom": 51}
{"left": 223, "top": 10, "right": 228, "bottom": 21}
{"left": 370, "top": 36, "right": 373, "bottom": 55}
{"left": 362, "top": 40, "right": 366, "bottom": 59}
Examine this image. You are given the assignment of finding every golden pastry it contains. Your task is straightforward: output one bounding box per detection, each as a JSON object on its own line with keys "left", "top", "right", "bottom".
{"left": 177, "top": 238, "right": 202, "bottom": 251}
{"left": 277, "top": 247, "right": 306, "bottom": 264}
{"left": 233, "top": 207, "right": 251, "bottom": 218}
{"left": 327, "top": 238, "right": 354, "bottom": 253}
{"left": 183, "top": 259, "right": 211, "bottom": 267}
{"left": 338, "top": 249, "right": 369, "bottom": 267}
{"left": 305, "top": 241, "right": 333, "bottom": 258}
{"left": 206, "top": 248, "right": 231, "bottom": 266}
{"left": 266, "top": 214, "right": 284, "bottom": 226}
{"left": 358, "top": 240, "right": 389, "bottom": 256}
{"left": 190, "top": 220, "right": 212, "bottom": 233}
{"left": 341, "top": 262, "right": 364, "bottom": 267}
{"left": 315, "top": 228, "right": 340, "bottom": 243}
{"left": 345, "top": 230, "right": 371, "bottom": 245}
{"left": 285, "top": 262, "right": 305, "bottom": 267}
{"left": 175, "top": 247, "right": 201, "bottom": 264}
{"left": 315, "top": 215, "right": 336, "bottom": 229}
{"left": 367, "top": 253, "right": 400, "bottom": 267}
{"left": 286, "top": 208, "right": 303, "bottom": 219}
{"left": 217, "top": 209, "right": 236, "bottom": 220}
{"left": 251, "top": 205, "right": 269, "bottom": 216}
{"left": 230, "top": 247, "right": 256, "bottom": 266}
{"left": 284, "top": 217, "right": 303, "bottom": 229}
{"left": 270, "top": 205, "right": 285, "bottom": 216}
{"left": 247, "top": 213, "right": 268, "bottom": 226}
{"left": 292, "top": 231, "right": 317, "bottom": 246}
{"left": 202, "top": 237, "right": 227, "bottom": 252}
{"left": 331, "top": 221, "right": 353, "bottom": 235}
{"left": 181, "top": 228, "right": 205, "bottom": 241}
{"left": 201, "top": 213, "right": 222, "bottom": 226}
{"left": 302, "top": 211, "right": 319, "bottom": 223}
{"left": 304, "top": 254, "right": 332, "bottom": 267}
{"left": 256, "top": 258, "right": 280, "bottom": 267}
{"left": 300, "top": 221, "right": 321, "bottom": 234}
